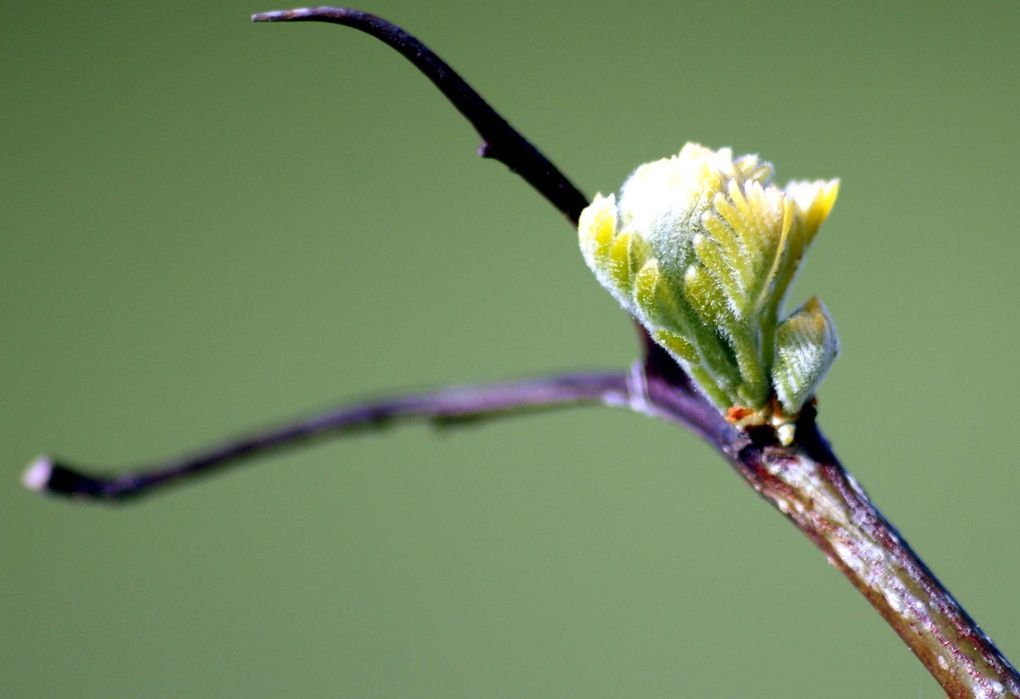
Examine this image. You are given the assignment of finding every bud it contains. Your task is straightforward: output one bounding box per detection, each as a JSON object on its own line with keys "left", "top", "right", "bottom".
{"left": 579, "top": 143, "right": 839, "bottom": 443}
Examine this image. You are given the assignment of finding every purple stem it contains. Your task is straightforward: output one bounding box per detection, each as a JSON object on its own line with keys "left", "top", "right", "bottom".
{"left": 640, "top": 374, "right": 1020, "bottom": 698}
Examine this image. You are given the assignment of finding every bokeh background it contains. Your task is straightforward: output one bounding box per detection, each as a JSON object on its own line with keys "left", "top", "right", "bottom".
{"left": 4, "top": 1, "right": 1019, "bottom": 696}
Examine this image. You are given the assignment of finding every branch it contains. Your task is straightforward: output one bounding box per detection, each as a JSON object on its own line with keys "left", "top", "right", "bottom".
{"left": 27, "top": 7, "right": 1019, "bottom": 696}
{"left": 638, "top": 372, "right": 1020, "bottom": 699}
{"left": 251, "top": 6, "right": 589, "bottom": 225}
{"left": 250, "top": 4, "right": 659, "bottom": 373}
{"left": 23, "top": 371, "right": 628, "bottom": 502}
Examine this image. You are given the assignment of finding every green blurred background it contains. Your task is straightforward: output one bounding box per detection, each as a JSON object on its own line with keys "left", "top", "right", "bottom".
{"left": 4, "top": 1, "right": 1019, "bottom": 696}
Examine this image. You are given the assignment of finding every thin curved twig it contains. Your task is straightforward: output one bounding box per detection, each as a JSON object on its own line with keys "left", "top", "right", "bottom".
{"left": 23, "top": 372, "right": 629, "bottom": 502}
{"left": 252, "top": 6, "right": 588, "bottom": 224}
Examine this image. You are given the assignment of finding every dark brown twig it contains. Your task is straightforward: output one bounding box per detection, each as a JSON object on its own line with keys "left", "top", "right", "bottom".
{"left": 252, "top": 6, "right": 588, "bottom": 224}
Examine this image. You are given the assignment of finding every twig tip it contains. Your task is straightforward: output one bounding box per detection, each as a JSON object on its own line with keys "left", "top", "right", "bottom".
{"left": 252, "top": 8, "right": 327, "bottom": 23}
{"left": 23, "top": 455, "right": 53, "bottom": 492}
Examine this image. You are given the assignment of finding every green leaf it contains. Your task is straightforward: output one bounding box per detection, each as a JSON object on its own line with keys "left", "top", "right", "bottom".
{"left": 771, "top": 297, "right": 839, "bottom": 414}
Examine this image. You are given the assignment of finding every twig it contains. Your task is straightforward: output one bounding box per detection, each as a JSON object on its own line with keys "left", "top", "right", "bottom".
{"left": 250, "top": 4, "right": 659, "bottom": 367}
{"left": 24, "top": 371, "right": 629, "bottom": 502}
{"left": 251, "top": 6, "right": 588, "bottom": 224}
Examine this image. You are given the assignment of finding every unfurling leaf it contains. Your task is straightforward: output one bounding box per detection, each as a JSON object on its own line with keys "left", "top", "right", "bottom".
{"left": 772, "top": 297, "right": 839, "bottom": 415}
{"left": 579, "top": 143, "right": 840, "bottom": 443}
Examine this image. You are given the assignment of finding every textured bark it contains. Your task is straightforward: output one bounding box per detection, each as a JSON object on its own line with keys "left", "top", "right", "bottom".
{"left": 641, "top": 364, "right": 1020, "bottom": 698}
